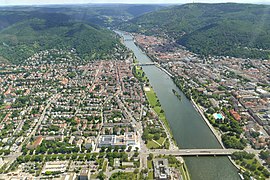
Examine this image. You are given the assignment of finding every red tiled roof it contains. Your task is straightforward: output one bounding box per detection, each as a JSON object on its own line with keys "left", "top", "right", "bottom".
{"left": 229, "top": 110, "right": 241, "bottom": 121}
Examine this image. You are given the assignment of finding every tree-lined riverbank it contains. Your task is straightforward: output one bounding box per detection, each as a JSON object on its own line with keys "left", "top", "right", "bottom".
{"left": 118, "top": 31, "right": 240, "bottom": 180}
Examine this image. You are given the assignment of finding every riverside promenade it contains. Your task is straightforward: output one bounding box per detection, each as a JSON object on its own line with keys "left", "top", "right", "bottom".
{"left": 191, "top": 98, "right": 225, "bottom": 148}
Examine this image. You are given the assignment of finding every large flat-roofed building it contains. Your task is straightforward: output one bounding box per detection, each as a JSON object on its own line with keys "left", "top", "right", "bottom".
{"left": 153, "top": 158, "right": 171, "bottom": 180}
{"left": 78, "top": 168, "right": 90, "bottom": 180}
{"left": 41, "top": 161, "right": 69, "bottom": 174}
{"left": 98, "top": 132, "right": 138, "bottom": 147}
{"left": 125, "top": 132, "right": 137, "bottom": 146}
{"left": 98, "top": 135, "right": 116, "bottom": 147}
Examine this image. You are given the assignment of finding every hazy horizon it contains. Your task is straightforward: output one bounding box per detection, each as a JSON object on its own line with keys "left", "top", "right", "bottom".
{"left": 1, "top": 0, "right": 269, "bottom": 6}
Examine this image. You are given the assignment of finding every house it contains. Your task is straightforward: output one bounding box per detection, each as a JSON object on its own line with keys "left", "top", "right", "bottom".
{"left": 27, "top": 136, "right": 43, "bottom": 149}
{"left": 229, "top": 110, "right": 241, "bottom": 121}
{"left": 153, "top": 158, "right": 171, "bottom": 180}
{"left": 78, "top": 168, "right": 90, "bottom": 180}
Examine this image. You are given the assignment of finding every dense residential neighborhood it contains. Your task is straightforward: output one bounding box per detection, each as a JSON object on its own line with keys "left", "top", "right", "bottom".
{"left": 1, "top": 2, "right": 270, "bottom": 180}
{"left": 0, "top": 48, "right": 185, "bottom": 179}
{"left": 134, "top": 33, "right": 270, "bottom": 178}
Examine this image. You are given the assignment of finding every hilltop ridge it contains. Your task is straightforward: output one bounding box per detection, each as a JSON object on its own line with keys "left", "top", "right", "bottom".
{"left": 120, "top": 3, "right": 270, "bottom": 59}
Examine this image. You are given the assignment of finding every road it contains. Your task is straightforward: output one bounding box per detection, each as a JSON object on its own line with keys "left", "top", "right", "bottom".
{"left": 3, "top": 93, "right": 60, "bottom": 171}
{"left": 145, "top": 148, "right": 240, "bottom": 156}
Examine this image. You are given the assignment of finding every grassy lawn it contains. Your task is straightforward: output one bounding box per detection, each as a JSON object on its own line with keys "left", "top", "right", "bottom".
{"left": 145, "top": 87, "right": 172, "bottom": 136}
{"left": 145, "top": 87, "right": 158, "bottom": 107}
{"left": 91, "top": 173, "right": 98, "bottom": 179}
{"left": 235, "top": 157, "right": 268, "bottom": 179}
{"left": 110, "top": 172, "right": 137, "bottom": 180}
{"left": 135, "top": 66, "right": 148, "bottom": 82}
{"left": 147, "top": 160, "right": 153, "bottom": 169}
{"left": 156, "top": 137, "right": 165, "bottom": 145}
{"left": 148, "top": 171, "right": 154, "bottom": 179}
{"left": 146, "top": 140, "right": 160, "bottom": 149}
{"left": 133, "top": 64, "right": 172, "bottom": 138}
{"left": 102, "top": 160, "right": 107, "bottom": 171}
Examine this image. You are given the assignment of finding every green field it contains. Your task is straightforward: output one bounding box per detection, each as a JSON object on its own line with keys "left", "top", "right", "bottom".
{"left": 146, "top": 140, "right": 160, "bottom": 149}
{"left": 145, "top": 87, "right": 172, "bottom": 136}
{"left": 148, "top": 171, "right": 154, "bottom": 179}
{"left": 110, "top": 172, "right": 137, "bottom": 180}
{"left": 147, "top": 160, "right": 153, "bottom": 169}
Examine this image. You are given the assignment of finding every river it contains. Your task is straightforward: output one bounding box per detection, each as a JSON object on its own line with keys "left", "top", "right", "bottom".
{"left": 117, "top": 31, "right": 240, "bottom": 180}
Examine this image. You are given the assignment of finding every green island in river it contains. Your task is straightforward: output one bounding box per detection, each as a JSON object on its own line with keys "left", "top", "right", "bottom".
{"left": 172, "top": 89, "right": 181, "bottom": 101}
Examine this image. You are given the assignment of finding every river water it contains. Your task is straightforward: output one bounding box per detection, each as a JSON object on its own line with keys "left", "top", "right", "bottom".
{"left": 117, "top": 31, "right": 240, "bottom": 180}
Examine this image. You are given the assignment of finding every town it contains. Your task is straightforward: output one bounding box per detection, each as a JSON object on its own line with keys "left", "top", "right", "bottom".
{"left": 0, "top": 48, "right": 186, "bottom": 179}
{"left": 134, "top": 33, "right": 270, "bottom": 178}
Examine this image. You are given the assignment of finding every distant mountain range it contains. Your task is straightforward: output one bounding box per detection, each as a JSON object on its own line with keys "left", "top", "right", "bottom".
{"left": 0, "top": 4, "right": 164, "bottom": 30}
{"left": 2, "top": 3, "right": 270, "bottom": 62}
{"left": 120, "top": 3, "right": 270, "bottom": 59}
{"left": 0, "top": 16, "right": 121, "bottom": 64}
{"left": 0, "top": 4, "right": 165, "bottom": 64}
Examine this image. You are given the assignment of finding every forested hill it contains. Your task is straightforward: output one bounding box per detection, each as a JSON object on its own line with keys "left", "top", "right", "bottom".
{"left": 0, "top": 4, "right": 164, "bottom": 30}
{"left": 120, "top": 3, "right": 270, "bottom": 59}
{"left": 0, "top": 16, "right": 123, "bottom": 64}
{"left": 0, "top": 4, "right": 165, "bottom": 64}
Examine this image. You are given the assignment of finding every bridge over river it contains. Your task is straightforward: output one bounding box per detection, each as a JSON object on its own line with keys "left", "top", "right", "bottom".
{"left": 145, "top": 149, "right": 243, "bottom": 156}
{"left": 132, "top": 62, "right": 156, "bottom": 66}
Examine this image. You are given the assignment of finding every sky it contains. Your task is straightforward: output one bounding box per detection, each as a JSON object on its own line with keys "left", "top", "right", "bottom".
{"left": 0, "top": 0, "right": 269, "bottom": 6}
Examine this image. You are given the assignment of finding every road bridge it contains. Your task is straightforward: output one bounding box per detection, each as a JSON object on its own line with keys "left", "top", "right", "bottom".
{"left": 132, "top": 63, "right": 156, "bottom": 66}
{"left": 147, "top": 149, "right": 241, "bottom": 156}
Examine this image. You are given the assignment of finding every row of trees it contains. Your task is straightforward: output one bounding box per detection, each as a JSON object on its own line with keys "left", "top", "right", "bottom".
{"left": 174, "top": 76, "right": 247, "bottom": 150}
{"left": 34, "top": 140, "right": 80, "bottom": 155}
{"left": 232, "top": 151, "right": 270, "bottom": 178}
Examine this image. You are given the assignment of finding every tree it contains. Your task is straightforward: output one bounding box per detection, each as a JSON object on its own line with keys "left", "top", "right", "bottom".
{"left": 259, "top": 150, "right": 270, "bottom": 160}
{"left": 127, "top": 146, "right": 132, "bottom": 152}
{"left": 100, "top": 146, "right": 106, "bottom": 152}
{"left": 262, "top": 169, "right": 270, "bottom": 178}
{"left": 97, "top": 171, "right": 106, "bottom": 180}
{"left": 134, "top": 168, "right": 139, "bottom": 174}
{"left": 107, "top": 146, "right": 112, "bottom": 153}
{"left": 134, "top": 152, "right": 139, "bottom": 157}
{"left": 113, "top": 146, "right": 119, "bottom": 152}
{"left": 153, "top": 134, "right": 160, "bottom": 141}
{"left": 45, "top": 171, "right": 52, "bottom": 176}
{"left": 148, "top": 153, "right": 153, "bottom": 160}
{"left": 142, "top": 168, "right": 148, "bottom": 173}
{"left": 24, "top": 155, "right": 31, "bottom": 162}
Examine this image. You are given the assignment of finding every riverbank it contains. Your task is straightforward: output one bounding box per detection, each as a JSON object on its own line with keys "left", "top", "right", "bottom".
{"left": 190, "top": 98, "right": 243, "bottom": 172}
{"left": 132, "top": 60, "right": 191, "bottom": 179}
{"left": 133, "top": 34, "right": 242, "bottom": 175}
{"left": 133, "top": 64, "right": 176, "bottom": 146}
{"left": 118, "top": 30, "right": 240, "bottom": 180}
{"left": 134, "top": 39, "right": 225, "bottom": 149}
{"left": 141, "top": 80, "right": 191, "bottom": 180}
{"left": 190, "top": 98, "right": 225, "bottom": 149}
